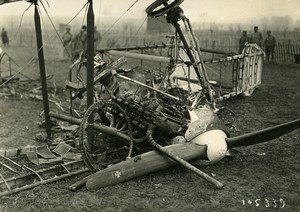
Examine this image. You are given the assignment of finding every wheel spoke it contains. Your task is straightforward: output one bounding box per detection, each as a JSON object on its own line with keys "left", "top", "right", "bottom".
{"left": 79, "top": 99, "right": 135, "bottom": 171}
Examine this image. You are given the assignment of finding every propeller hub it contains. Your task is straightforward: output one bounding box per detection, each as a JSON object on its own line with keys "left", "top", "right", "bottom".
{"left": 191, "top": 130, "right": 228, "bottom": 163}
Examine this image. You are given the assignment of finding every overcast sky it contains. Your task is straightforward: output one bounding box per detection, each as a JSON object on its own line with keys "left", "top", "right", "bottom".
{"left": 0, "top": 0, "right": 299, "bottom": 24}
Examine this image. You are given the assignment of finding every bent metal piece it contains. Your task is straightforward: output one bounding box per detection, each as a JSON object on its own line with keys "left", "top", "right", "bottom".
{"left": 71, "top": 56, "right": 127, "bottom": 100}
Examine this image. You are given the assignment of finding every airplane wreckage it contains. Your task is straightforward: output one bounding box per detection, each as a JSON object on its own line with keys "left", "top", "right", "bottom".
{"left": 0, "top": 0, "right": 299, "bottom": 196}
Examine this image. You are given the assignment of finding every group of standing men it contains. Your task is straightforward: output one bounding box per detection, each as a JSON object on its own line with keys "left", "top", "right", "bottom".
{"left": 239, "top": 26, "right": 276, "bottom": 62}
{"left": 61, "top": 25, "right": 102, "bottom": 60}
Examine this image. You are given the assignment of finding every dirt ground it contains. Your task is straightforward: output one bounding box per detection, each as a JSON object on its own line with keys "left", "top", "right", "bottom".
{"left": 0, "top": 45, "right": 299, "bottom": 212}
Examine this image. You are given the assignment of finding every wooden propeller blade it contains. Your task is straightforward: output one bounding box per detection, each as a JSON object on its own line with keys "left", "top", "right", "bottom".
{"left": 86, "top": 143, "right": 207, "bottom": 190}
{"left": 226, "top": 119, "right": 300, "bottom": 148}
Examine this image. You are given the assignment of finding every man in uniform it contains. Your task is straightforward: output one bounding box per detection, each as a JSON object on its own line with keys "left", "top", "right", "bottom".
{"left": 250, "top": 26, "right": 263, "bottom": 48}
{"left": 61, "top": 27, "right": 73, "bottom": 60}
{"left": 264, "top": 30, "right": 276, "bottom": 62}
{"left": 238, "top": 30, "right": 249, "bottom": 53}
{"left": 71, "top": 25, "right": 87, "bottom": 59}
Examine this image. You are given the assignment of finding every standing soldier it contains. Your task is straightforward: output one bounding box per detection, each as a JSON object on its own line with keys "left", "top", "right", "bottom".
{"left": 238, "top": 30, "right": 249, "bottom": 53}
{"left": 264, "top": 30, "right": 276, "bottom": 62}
{"left": 1, "top": 28, "right": 9, "bottom": 48}
{"left": 250, "top": 26, "right": 263, "bottom": 48}
{"left": 61, "top": 27, "right": 73, "bottom": 60}
{"left": 71, "top": 25, "right": 87, "bottom": 59}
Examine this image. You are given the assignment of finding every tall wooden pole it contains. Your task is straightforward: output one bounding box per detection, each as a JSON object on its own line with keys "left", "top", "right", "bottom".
{"left": 33, "top": 1, "right": 51, "bottom": 138}
{"left": 86, "top": 0, "right": 95, "bottom": 146}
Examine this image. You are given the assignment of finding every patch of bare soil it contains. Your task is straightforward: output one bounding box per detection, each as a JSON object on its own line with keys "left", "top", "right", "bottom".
{"left": 0, "top": 45, "right": 299, "bottom": 211}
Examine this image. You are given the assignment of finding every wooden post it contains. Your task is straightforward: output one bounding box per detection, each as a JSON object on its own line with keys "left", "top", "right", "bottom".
{"left": 9, "top": 58, "right": 12, "bottom": 76}
{"left": 86, "top": 0, "right": 94, "bottom": 108}
{"left": 86, "top": 0, "right": 95, "bottom": 148}
{"left": 274, "top": 43, "right": 278, "bottom": 62}
{"left": 140, "top": 49, "right": 143, "bottom": 66}
{"left": 291, "top": 44, "right": 295, "bottom": 63}
{"left": 279, "top": 43, "right": 282, "bottom": 63}
{"left": 33, "top": 1, "right": 51, "bottom": 138}
{"left": 284, "top": 43, "right": 287, "bottom": 63}
{"left": 281, "top": 43, "right": 284, "bottom": 63}
{"left": 283, "top": 43, "right": 287, "bottom": 63}
{"left": 287, "top": 40, "right": 291, "bottom": 63}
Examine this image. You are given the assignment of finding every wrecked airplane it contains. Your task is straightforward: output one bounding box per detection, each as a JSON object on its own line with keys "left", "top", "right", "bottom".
{"left": 0, "top": 0, "right": 299, "bottom": 196}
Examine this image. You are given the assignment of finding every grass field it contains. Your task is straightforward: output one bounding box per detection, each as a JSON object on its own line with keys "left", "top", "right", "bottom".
{"left": 0, "top": 45, "right": 299, "bottom": 212}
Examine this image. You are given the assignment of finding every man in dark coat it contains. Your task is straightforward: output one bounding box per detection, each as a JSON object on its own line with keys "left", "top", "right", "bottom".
{"left": 238, "top": 30, "right": 249, "bottom": 53}
{"left": 1, "top": 28, "right": 9, "bottom": 47}
{"left": 264, "top": 30, "right": 276, "bottom": 62}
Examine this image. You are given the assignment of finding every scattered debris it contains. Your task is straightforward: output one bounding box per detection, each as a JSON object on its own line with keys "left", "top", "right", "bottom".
{"left": 0, "top": 135, "right": 87, "bottom": 197}
{"left": 0, "top": 160, "right": 88, "bottom": 197}
{"left": 36, "top": 145, "right": 57, "bottom": 159}
{"left": 256, "top": 153, "right": 266, "bottom": 156}
{"left": 53, "top": 142, "right": 74, "bottom": 157}
{"left": 0, "top": 161, "right": 17, "bottom": 173}
{"left": 25, "top": 151, "right": 40, "bottom": 165}
{"left": 225, "top": 149, "right": 243, "bottom": 157}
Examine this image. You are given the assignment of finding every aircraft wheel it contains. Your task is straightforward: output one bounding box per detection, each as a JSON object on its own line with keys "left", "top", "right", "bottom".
{"left": 79, "top": 99, "right": 133, "bottom": 171}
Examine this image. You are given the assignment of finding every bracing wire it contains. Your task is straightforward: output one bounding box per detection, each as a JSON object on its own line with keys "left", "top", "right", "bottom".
{"left": 39, "top": 1, "right": 74, "bottom": 59}
{"left": 134, "top": 16, "right": 147, "bottom": 37}
{"left": 0, "top": 63, "right": 33, "bottom": 81}
{"left": 0, "top": 45, "right": 44, "bottom": 88}
{"left": 97, "top": 0, "right": 102, "bottom": 28}
{"left": 37, "top": 5, "right": 50, "bottom": 38}
{"left": 44, "top": 0, "right": 50, "bottom": 8}
{"left": 12, "top": 3, "right": 33, "bottom": 42}
{"left": 41, "top": 0, "right": 89, "bottom": 82}
{"left": 65, "top": 2, "right": 89, "bottom": 26}
{"left": 81, "top": 2, "right": 89, "bottom": 26}
{"left": 102, "top": 16, "right": 148, "bottom": 59}
{"left": 0, "top": 1, "right": 90, "bottom": 88}
{"left": 103, "top": 0, "right": 140, "bottom": 36}
{"left": 1, "top": 0, "right": 142, "bottom": 88}
{"left": 93, "top": 0, "right": 145, "bottom": 63}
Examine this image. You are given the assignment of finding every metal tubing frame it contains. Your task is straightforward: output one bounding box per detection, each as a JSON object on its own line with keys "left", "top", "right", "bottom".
{"left": 99, "top": 44, "right": 233, "bottom": 56}
{"left": 108, "top": 50, "right": 171, "bottom": 63}
{"left": 116, "top": 73, "right": 180, "bottom": 101}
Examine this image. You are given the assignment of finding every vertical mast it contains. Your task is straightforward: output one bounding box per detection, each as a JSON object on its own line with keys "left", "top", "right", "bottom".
{"left": 33, "top": 0, "right": 51, "bottom": 138}
{"left": 86, "top": 0, "right": 95, "bottom": 146}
